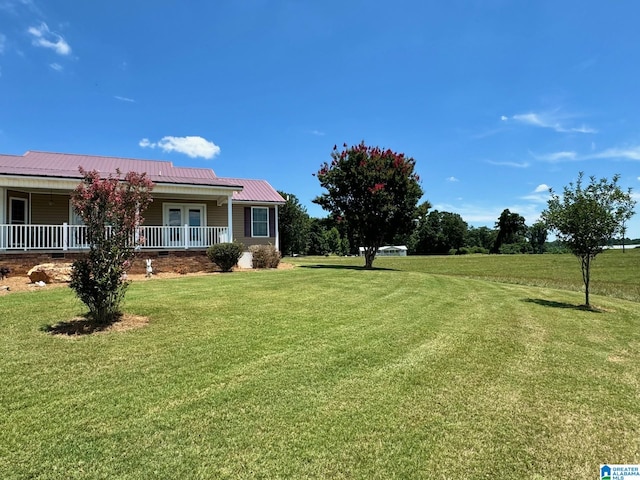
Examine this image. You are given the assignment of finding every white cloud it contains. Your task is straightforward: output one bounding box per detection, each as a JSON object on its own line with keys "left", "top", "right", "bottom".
{"left": 537, "top": 151, "right": 577, "bottom": 162}
{"left": 27, "top": 22, "right": 71, "bottom": 55}
{"left": 1, "top": 0, "right": 41, "bottom": 15}
{"left": 570, "top": 125, "right": 598, "bottom": 134}
{"left": 521, "top": 184, "right": 551, "bottom": 203}
{"left": 590, "top": 146, "right": 640, "bottom": 161}
{"left": 139, "top": 135, "right": 221, "bottom": 159}
{"left": 49, "top": 62, "right": 62, "bottom": 71}
{"left": 310, "top": 129, "right": 325, "bottom": 136}
{"left": 446, "top": 176, "right": 459, "bottom": 182}
{"left": 509, "top": 111, "right": 597, "bottom": 134}
{"left": 534, "top": 145, "right": 640, "bottom": 163}
{"left": 500, "top": 115, "right": 508, "bottom": 121}
{"left": 512, "top": 113, "right": 548, "bottom": 128}
{"left": 114, "top": 95, "right": 135, "bottom": 103}
{"left": 486, "top": 160, "right": 530, "bottom": 168}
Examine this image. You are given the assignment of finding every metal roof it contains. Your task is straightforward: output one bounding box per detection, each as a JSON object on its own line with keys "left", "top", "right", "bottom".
{"left": 226, "top": 178, "right": 286, "bottom": 203}
{"left": 0, "top": 151, "right": 284, "bottom": 203}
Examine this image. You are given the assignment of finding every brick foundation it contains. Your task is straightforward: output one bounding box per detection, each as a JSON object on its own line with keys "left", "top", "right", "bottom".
{"left": 0, "top": 250, "right": 217, "bottom": 275}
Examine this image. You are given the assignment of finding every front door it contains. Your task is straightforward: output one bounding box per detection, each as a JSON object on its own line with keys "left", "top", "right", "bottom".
{"left": 163, "top": 204, "right": 205, "bottom": 247}
{"left": 9, "top": 197, "right": 27, "bottom": 248}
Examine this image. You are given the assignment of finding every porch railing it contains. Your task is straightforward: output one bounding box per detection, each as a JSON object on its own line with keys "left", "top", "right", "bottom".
{"left": 0, "top": 224, "right": 230, "bottom": 251}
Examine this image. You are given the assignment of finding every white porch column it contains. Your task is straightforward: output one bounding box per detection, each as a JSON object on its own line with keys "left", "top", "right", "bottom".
{"left": 274, "top": 205, "right": 279, "bottom": 252}
{"left": 227, "top": 195, "right": 233, "bottom": 243}
{"left": 0, "top": 187, "right": 5, "bottom": 224}
{"left": 0, "top": 187, "right": 5, "bottom": 250}
{"left": 62, "top": 223, "right": 68, "bottom": 251}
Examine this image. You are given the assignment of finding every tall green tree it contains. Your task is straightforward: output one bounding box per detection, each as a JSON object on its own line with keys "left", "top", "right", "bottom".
{"left": 465, "top": 226, "right": 496, "bottom": 251}
{"left": 326, "top": 227, "right": 343, "bottom": 255}
{"left": 307, "top": 218, "right": 329, "bottom": 255}
{"left": 410, "top": 210, "right": 467, "bottom": 254}
{"left": 541, "top": 172, "right": 636, "bottom": 307}
{"left": 277, "top": 191, "right": 310, "bottom": 256}
{"left": 527, "top": 221, "right": 548, "bottom": 254}
{"left": 493, "top": 209, "right": 527, "bottom": 253}
{"left": 314, "top": 142, "right": 423, "bottom": 268}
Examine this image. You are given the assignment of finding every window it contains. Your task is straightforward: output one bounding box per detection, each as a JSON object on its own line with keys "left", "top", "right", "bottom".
{"left": 252, "top": 207, "right": 268, "bottom": 237}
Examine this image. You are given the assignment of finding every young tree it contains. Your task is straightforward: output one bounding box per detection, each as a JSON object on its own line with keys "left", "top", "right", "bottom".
{"left": 314, "top": 142, "right": 423, "bottom": 268}
{"left": 277, "top": 191, "right": 310, "bottom": 256}
{"left": 541, "top": 172, "right": 635, "bottom": 307}
{"left": 70, "top": 168, "right": 154, "bottom": 324}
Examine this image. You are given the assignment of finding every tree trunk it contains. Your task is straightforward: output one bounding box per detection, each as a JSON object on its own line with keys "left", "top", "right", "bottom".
{"left": 581, "top": 255, "right": 591, "bottom": 307}
{"left": 364, "top": 247, "right": 377, "bottom": 269}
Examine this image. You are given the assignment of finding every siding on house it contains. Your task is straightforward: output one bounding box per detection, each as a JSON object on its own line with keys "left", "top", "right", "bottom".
{"left": 31, "top": 193, "right": 69, "bottom": 225}
{"left": 230, "top": 204, "right": 276, "bottom": 247}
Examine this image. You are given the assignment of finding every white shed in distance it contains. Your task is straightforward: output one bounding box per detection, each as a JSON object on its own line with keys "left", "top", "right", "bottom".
{"left": 358, "top": 245, "right": 408, "bottom": 257}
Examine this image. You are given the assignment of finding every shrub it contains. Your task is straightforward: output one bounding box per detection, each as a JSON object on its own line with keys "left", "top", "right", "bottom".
{"left": 250, "top": 244, "right": 281, "bottom": 269}
{"left": 499, "top": 242, "right": 532, "bottom": 255}
{"left": 207, "top": 242, "right": 244, "bottom": 272}
{"left": 70, "top": 168, "right": 153, "bottom": 325}
{"left": 448, "top": 248, "right": 458, "bottom": 256}
{"left": 546, "top": 245, "right": 571, "bottom": 254}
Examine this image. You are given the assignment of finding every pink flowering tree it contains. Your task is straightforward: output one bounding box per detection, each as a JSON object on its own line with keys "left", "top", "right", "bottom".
{"left": 314, "top": 142, "right": 423, "bottom": 268}
{"left": 70, "top": 168, "right": 154, "bottom": 325}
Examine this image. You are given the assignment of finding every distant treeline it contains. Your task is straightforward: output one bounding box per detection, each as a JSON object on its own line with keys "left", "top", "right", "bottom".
{"left": 608, "top": 238, "right": 640, "bottom": 245}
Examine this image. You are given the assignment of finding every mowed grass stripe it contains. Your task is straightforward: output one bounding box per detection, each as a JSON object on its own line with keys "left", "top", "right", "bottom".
{"left": 1, "top": 267, "right": 639, "bottom": 478}
{"left": 291, "top": 249, "right": 640, "bottom": 303}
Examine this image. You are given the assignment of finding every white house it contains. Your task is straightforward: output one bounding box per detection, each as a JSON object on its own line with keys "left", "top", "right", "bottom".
{"left": 358, "top": 245, "right": 408, "bottom": 257}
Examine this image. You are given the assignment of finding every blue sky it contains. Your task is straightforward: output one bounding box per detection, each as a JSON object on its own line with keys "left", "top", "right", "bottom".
{"left": 1, "top": 0, "right": 640, "bottom": 237}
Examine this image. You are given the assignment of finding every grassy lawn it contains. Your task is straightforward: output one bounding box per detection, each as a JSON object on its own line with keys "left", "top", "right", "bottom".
{"left": 1, "top": 254, "right": 640, "bottom": 478}
{"left": 290, "top": 248, "right": 640, "bottom": 303}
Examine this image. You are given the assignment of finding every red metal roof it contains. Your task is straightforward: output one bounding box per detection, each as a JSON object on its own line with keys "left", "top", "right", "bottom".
{"left": 0, "top": 151, "right": 284, "bottom": 203}
{"left": 226, "top": 178, "right": 286, "bottom": 203}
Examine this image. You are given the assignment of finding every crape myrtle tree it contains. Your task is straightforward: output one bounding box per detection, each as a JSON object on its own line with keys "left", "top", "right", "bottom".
{"left": 70, "top": 168, "right": 154, "bottom": 324}
{"left": 541, "top": 172, "right": 636, "bottom": 307}
{"left": 314, "top": 142, "right": 423, "bottom": 268}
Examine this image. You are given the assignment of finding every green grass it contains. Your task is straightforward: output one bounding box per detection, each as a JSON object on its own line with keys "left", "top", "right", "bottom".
{"left": 1, "top": 255, "right": 640, "bottom": 478}
{"left": 290, "top": 248, "right": 640, "bottom": 303}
